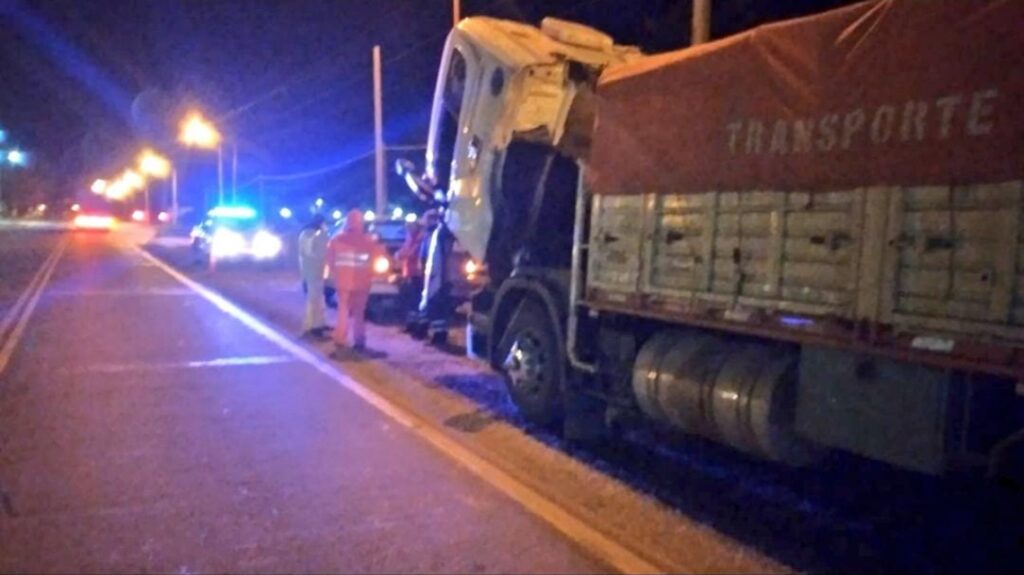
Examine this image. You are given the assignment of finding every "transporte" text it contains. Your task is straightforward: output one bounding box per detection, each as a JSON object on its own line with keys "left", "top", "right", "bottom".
{"left": 725, "top": 89, "right": 998, "bottom": 156}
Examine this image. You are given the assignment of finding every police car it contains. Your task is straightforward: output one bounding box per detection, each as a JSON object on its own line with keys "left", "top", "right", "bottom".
{"left": 190, "top": 206, "right": 285, "bottom": 267}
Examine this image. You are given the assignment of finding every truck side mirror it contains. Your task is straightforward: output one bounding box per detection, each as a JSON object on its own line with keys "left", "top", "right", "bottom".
{"left": 395, "top": 158, "right": 441, "bottom": 205}
{"left": 394, "top": 158, "right": 416, "bottom": 177}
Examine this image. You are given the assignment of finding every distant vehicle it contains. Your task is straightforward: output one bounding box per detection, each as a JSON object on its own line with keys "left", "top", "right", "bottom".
{"left": 323, "top": 216, "right": 482, "bottom": 319}
{"left": 190, "top": 206, "right": 285, "bottom": 267}
{"left": 72, "top": 213, "right": 117, "bottom": 232}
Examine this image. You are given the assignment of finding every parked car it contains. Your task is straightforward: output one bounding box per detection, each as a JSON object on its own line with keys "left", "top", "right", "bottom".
{"left": 323, "top": 216, "right": 483, "bottom": 320}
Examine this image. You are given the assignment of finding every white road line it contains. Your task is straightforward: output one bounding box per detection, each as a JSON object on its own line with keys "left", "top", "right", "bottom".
{"left": 135, "top": 246, "right": 667, "bottom": 575}
{"left": 73, "top": 355, "right": 295, "bottom": 374}
{"left": 0, "top": 239, "right": 67, "bottom": 376}
{"left": 46, "top": 288, "right": 198, "bottom": 297}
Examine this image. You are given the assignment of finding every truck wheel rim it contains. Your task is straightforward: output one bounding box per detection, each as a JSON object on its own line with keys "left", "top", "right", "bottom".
{"left": 504, "top": 333, "right": 546, "bottom": 397}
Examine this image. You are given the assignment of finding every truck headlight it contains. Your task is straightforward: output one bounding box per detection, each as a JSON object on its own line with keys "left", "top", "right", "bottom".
{"left": 252, "top": 230, "right": 283, "bottom": 259}
{"left": 373, "top": 256, "right": 391, "bottom": 274}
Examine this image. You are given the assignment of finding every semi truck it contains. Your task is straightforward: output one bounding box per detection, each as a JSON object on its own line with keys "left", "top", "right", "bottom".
{"left": 402, "top": 0, "right": 1024, "bottom": 476}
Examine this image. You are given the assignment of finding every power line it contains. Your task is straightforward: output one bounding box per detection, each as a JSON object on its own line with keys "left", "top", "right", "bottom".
{"left": 255, "top": 150, "right": 374, "bottom": 183}
{"left": 215, "top": 1, "right": 424, "bottom": 125}
{"left": 232, "top": 0, "right": 516, "bottom": 129}
{"left": 252, "top": 144, "right": 425, "bottom": 184}
{"left": 251, "top": 29, "right": 450, "bottom": 129}
{"left": 240, "top": 0, "right": 599, "bottom": 185}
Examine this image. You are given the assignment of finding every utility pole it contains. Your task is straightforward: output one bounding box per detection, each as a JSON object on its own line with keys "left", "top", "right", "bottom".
{"left": 258, "top": 178, "right": 266, "bottom": 223}
{"left": 217, "top": 143, "right": 224, "bottom": 206}
{"left": 453, "top": 0, "right": 460, "bottom": 27}
{"left": 373, "top": 45, "right": 386, "bottom": 216}
{"left": 171, "top": 168, "right": 179, "bottom": 224}
{"left": 692, "top": 0, "right": 711, "bottom": 45}
{"left": 231, "top": 144, "right": 238, "bottom": 203}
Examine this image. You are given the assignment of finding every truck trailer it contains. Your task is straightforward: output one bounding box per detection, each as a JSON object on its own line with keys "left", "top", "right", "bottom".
{"left": 407, "top": 0, "right": 1024, "bottom": 476}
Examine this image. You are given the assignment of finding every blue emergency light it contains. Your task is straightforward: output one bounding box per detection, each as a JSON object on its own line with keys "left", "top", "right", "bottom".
{"left": 209, "top": 205, "right": 257, "bottom": 219}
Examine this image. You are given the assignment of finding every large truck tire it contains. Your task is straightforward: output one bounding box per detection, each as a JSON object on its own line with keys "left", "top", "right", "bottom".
{"left": 498, "top": 298, "right": 564, "bottom": 428}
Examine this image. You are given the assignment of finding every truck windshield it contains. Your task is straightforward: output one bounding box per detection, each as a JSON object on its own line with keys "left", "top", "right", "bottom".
{"left": 433, "top": 48, "right": 467, "bottom": 192}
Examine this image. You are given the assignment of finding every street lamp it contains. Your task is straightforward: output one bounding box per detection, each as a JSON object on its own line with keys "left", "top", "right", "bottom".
{"left": 178, "top": 112, "right": 224, "bottom": 207}
{"left": 0, "top": 146, "right": 27, "bottom": 216}
{"left": 178, "top": 113, "right": 221, "bottom": 149}
{"left": 138, "top": 149, "right": 171, "bottom": 218}
{"left": 103, "top": 170, "right": 141, "bottom": 204}
{"left": 122, "top": 169, "right": 144, "bottom": 191}
{"left": 105, "top": 178, "right": 130, "bottom": 201}
{"left": 138, "top": 149, "right": 170, "bottom": 178}
{"left": 7, "top": 149, "right": 26, "bottom": 166}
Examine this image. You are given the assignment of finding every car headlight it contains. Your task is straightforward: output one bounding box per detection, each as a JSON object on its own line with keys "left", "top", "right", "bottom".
{"left": 252, "top": 230, "right": 283, "bottom": 259}
{"left": 373, "top": 255, "right": 391, "bottom": 274}
{"left": 212, "top": 229, "right": 245, "bottom": 257}
{"left": 73, "top": 214, "right": 116, "bottom": 230}
{"left": 464, "top": 259, "right": 479, "bottom": 276}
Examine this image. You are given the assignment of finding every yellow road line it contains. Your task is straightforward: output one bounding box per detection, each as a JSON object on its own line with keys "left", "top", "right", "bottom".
{"left": 136, "top": 245, "right": 668, "bottom": 575}
{"left": 0, "top": 240, "right": 64, "bottom": 343}
{"left": 0, "top": 238, "right": 67, "bottom": 376}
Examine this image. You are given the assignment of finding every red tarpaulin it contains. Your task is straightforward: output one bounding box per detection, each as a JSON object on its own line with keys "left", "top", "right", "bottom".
{"left": 586, "top": 0, "right": 1024, "bottom": 195}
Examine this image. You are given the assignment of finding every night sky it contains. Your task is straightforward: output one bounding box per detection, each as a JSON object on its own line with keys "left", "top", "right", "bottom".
{"left": 0, "top": 0, "right": 856, "bottom": 214}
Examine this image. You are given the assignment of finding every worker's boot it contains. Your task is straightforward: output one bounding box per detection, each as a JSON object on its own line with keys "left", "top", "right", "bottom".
{"left": 428, "top": 320, "right": 449, "bottom": 346}
{"left": 408, "top": 317, "right": 429, "bottom": 340}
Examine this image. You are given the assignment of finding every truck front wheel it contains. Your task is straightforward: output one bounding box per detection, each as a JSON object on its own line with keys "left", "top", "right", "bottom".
{"left": 498, "top": 299, "right": 564, "bottom": 428}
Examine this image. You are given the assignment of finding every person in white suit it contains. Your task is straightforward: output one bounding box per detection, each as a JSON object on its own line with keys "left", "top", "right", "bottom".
{"left": 298, "top": 213, "right": 330, "bottom": 339}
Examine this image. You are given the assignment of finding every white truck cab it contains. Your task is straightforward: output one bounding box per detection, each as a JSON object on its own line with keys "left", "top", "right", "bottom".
{"left": 424, "top": 17, "right": 639, "bottom": 263}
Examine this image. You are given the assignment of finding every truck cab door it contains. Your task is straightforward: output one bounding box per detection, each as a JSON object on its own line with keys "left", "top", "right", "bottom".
{"left": 426, "top": 32, "right": 503, "bottom": 264}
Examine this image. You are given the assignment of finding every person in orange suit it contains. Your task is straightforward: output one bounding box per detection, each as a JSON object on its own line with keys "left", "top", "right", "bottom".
{"left": 325, "top": 210, "right": 386, "bottom": 354}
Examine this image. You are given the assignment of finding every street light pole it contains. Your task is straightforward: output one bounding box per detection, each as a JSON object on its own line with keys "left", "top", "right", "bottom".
{"left": 178, "top": 112, "right": 222, "bottom": 209}
{"left": 0, "top": 149, "right": 26, "bottom": 215}
{"left": 217, "top": 143, "right": 224, "bottom": 206}
{"left": 453, "top": 0, "right": 460, "bottom": 26}
{"left": 171, "top": 168, "right": 179, "bottom": 223}
{"left": 373, "top": 44, "right": 386, "bottom": 216}
{"left": 258, "top": 177, "right": 266, "bottom": 222}
{"left": 231, "top": 143, "right": 238, "bottom": 203}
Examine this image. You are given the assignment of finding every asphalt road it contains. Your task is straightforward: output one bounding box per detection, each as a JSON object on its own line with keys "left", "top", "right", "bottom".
{"left": 3, "top": 224, "right": 1022, "bottom": 574}
{"left": 0, "top": 228, "right": 616, "bottom": 573}
{"left": 144, "top": 228, "right": 1024, "bottom": 575}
